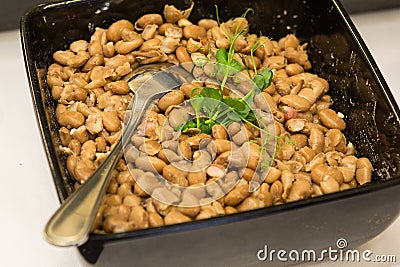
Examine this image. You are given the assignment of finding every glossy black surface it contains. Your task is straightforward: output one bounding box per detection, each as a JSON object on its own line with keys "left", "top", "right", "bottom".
{"left": 21, "top": 0, "right": 400, "bottom": 265}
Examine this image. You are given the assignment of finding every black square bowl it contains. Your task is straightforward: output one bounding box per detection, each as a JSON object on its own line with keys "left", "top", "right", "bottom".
{"left": 21, "top": 0, "right": 400, "bottom": 265}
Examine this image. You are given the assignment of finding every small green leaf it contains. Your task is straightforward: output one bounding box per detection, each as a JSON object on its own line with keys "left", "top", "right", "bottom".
{"left": 259, "top": 67, "right": 273, "bottom": 89}
{"left": 216, "top": 48, "right": 228, "bottom": 64}
{"left": 230, "top": 58, "right": 243, "bottom": 72}
{"left": 190, "top": 94, "right": 204, "bottom": 114}
{"left": 253, "top": 74, "right": 265, "bottom": 91}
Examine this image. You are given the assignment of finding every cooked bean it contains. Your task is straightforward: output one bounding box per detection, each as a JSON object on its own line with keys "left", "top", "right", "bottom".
{"left": 163, "top": 164, "right": 188, "bottom": 186}
{"left": 135, "top": 156, "right": 166, "bottom": 173}
{"left": 165, "top": 211, "right": 191, "bottom": 225}
{"left": 356, "top": 167, "right": 372, "bottom": 185}
{"left": 320, "top": 176, "right": 340, "bottom": 194}
{"left": 198, "top": 18, "right": 218, "bottom": 30}
{"left": 58, "top": 111, "right": 85, "bottom": 128}
{"left": 212, "top": 124, "right": 228, "bottom": 140}
{"left": 318, "top": 109, "right": 346, "bottom": 131}
{"left": 106, "top": 20, "right": 134, "bottom": 42}
{"left": 280, "top": 95, "right": 312, "bottom": 112}
{"left": 168, "top": 107, "right": 190, "bottom": 129}
{"left": 183, "top": 25, "right": 206, "bottom": 40}
{"left": 237, "top": 197, "right": 260, "bottom": 212}
{"left": 263, "top": 167, "right": 281, "bottom": 184}
{"left": 101, "top": 110, "right": 121, "bottom": 132}
{"left": 148, "top": 211, "right": 164, "bottom": 227}
{"left": 135, "top": 14, "right": 163, "bottom": 29}
{"left": 158, "top": 90, "right": 184, "bottom": 111}
{"left": 224, "top": 184, "right": 249, "bottom": 206}
{"left": 128, "top": 206, "right": 149, "bottom": 229}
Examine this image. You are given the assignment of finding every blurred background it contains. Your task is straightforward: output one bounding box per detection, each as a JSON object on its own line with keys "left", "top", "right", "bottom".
{"left": 2, "top": 0, "right": 400, "bottom": 31}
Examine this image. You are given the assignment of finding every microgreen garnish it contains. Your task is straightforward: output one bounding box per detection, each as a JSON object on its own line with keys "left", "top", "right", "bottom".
{"left": 180, "top": 6, "right": 287, "bottom": 170}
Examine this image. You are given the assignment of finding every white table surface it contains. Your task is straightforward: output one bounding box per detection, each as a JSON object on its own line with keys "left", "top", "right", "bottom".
{"left": 0, "top": 8, "right": 399, "bottom": 267}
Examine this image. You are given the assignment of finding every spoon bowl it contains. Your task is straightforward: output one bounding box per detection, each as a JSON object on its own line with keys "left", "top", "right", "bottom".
{"left": 44, "top": 63, "right": 192, "bottom": 247}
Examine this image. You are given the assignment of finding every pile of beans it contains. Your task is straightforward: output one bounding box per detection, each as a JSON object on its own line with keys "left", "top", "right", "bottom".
{"left": 46, "top": 4, "right": 373, "bottom": 234}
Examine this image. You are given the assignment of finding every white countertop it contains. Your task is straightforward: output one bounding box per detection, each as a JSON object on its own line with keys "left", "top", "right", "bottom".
{"left": 0, "top": 8, "right": 399, "bottom": 267}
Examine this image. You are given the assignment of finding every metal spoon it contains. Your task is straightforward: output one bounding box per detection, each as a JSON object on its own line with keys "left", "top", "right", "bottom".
{"left": 44, "top": 63, "right": 193, "bottom": 247}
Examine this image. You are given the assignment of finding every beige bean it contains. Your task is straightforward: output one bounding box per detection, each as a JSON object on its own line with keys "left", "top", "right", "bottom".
{"left": 106, "top": 20, "right": 134, "bottom": 42}
{"left": 101, "top": 110, "right": 121, "bottom": 132}
{"left": 285, "top": 119, "right": 306, "bottom": 132}
{"left": 59, "top": 127, "right": 72, "bottom": 146}
{"left": 338, "top": 166, "right": 355, "bottom": 183}
{"left": 95, "top": 136, "right": 107, "bottom": 153}
{"left": 224, "top": 184, "right": 249, "bottom": 206}
{"left": 206, "top": 164, "right": 226, "bottom": 179}
{"left": 80, "top": 140, "right": 96, "bottom": 161}
{"left": 178, "top": 140, "right": 192, "bottom": 160}
{"left": 66, "top": 154, "right": 77, "bottom": 179}
{"left": 58, "top": 111, "right": 85, "bottom": 129}
{"left": 224, "top": 206, "right": 238, "bottom": 215}
{"left": 183, "top": 25, "right": 206, "bottom": 40}
{"left": 148, "top": 211, "right": 164, "bottom": 227}
{"left": 309, "top": 127, "right": 324, "bottom": 154}
{"left": 104, "top": 80, "right": 130, "bottom": 95}
{"left": 245, "top": 143, "right": 261, "bottom": 170}
{"left": 356, "top": 168, "right": 372, "bottom": 185}
{"left": 128, "top": 206, "right": 149, "bottom": 229}
{"left": 275, "top": 143, "right": 294, "bottom": 161}
{"left": 88, "top": 40, "right": 102, "bottom": 56}
{"left": 179, "top": 82, "right": 201, "bottom": 98}
{"left": 141, "top": 24, "right": 158, "bottom": 40}
{"left": 168, "top": 108, "right": 190, "bottom": 130}
{"left": 53, "top": 50, "right": 75, "bottom": 66}
{"left": 74, "top": 158, "right": 95, "bottom": 182}
{"left": 160, "top": 37, "right": 180, "bottom": 54}
{"left": 176, "top": 46, "right": 193, "bottom": 63}
{"left": 287, "top": 179, "right": 313, "bottom": 202}
{"left": 85, "top": 113, "right": 103, "bottom": 135}
{"left": 237, "top": 197, "right": 260, "bottom": 212}
{"left": 187, "top": 170, "right": 207, "bottom": 185}
{"left": 165, "top": 211, "right": 191, "bottom": 225}
{"left": 263, "top": 167, "right": 281, "bottom": 184}
{"left": 68, "top": 139, "right": 81, "bottom": 156}
{"left": 135, "top": 14, "right": 163, "bottom": 29}
{"left": 298, "top": 146, "right": 315, "bottom": 163}
{"left": 163, "top": 164, "right": 188, "bottom": 186}
{"left": 103, "top": 204, "right": 130, "bottom": 220}
{"left": 117, "top": 170, "right": 135, "bottom": 185}
{"left": 198, "top": 19, "right": 218, "bottom": 30}
{"left": 115, "top": 38, "right": 144, "bottom": 54}
{"left": 140, "top": 38, "right": 161, "bottom": 52}
{"left": 356, "top": 157, "right": 373, "bottom": 170}
{"left": 212, "top": 124, "right": 228, "bottom": 139}
{"left": 212, "top": 139, "right": 232, "bottom": 154}
{"left": 290, "top": 134, "right": 308, "bottom": 150}
{"left": 103, "top": 215, "right": 134, "bottom": 233}
{"left": 135, "top": 156, "right": 166, "bottom": 173}
{"left": 318, "top": 109, "right": 346, "bottom": 131}
{"left": 285, "top": 63, "right": 304, "bottom": 76}
{"left": 66, "top": 51, "right": 89, "bottom": 68}
{"left": 140, "top": 140, "right": 161, "bottom": 156}
{"left": 280, "top": 95, "right": 312, "bottom": 112}
{"left": 158, "top": 90, "right": 185, "bottom": 111}
{"left": 270, "top": 180, "right": 283, "bottom": 203}
{"left": 177, "top": 205, "right": 201, "bottom": 218}
{"left": 320, "top": 176, "right": 340, "bottom": 194}
{"left": 241, "top": 168, "right": 256, "bottom": 182}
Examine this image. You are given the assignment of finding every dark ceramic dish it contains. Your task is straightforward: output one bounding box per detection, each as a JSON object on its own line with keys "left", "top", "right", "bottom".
{"left": 21, "top": 0, "right": 400, "bottom": 265}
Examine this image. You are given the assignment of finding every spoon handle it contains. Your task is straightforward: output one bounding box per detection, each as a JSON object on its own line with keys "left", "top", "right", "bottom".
{"left": 44, "top": 99, "right": 148, "bottom": 247}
